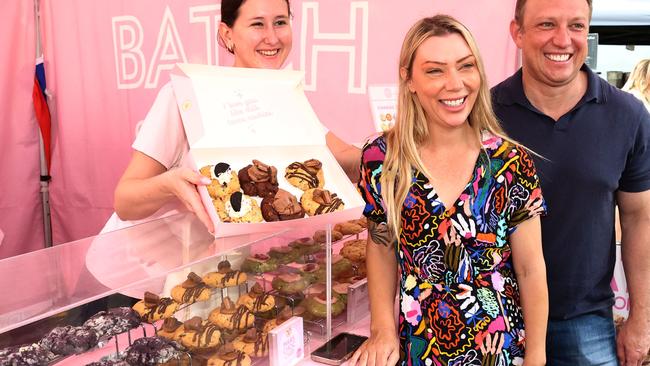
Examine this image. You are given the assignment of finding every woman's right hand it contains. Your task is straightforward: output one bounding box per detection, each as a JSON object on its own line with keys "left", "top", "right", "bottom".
{"left": 164, "top": 167, "right": 214, "bottom": 233}
{"left": 348, "top": 329, "right": 400, "bottom": 366}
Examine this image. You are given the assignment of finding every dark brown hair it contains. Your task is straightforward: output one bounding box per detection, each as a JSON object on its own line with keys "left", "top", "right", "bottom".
{"left": 220, "top": 0, "right": 291, "bottom": 27}
{"left": 514, "top": 0, "right": 593, "bottom": 25}
{"left": 219, "top": 0, "right": 291, "bottom": 54}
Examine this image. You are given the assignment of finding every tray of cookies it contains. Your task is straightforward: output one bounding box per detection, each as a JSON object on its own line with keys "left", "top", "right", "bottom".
{"left": 170, "top": 64, "right": 364, "bottom": 238}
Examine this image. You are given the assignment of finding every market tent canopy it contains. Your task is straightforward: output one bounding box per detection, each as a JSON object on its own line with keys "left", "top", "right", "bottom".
{"left": 591, "top": 0, "right": 650, "bottom": 44}
{"left": 592, "top": 0, "right": 650, "bottom": 26}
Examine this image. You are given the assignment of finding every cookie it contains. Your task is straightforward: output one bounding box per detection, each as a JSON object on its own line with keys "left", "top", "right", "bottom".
{"left": 317, "top": 254, "right": 354, "bottom": 279}
{"left": 241, "top": 253, "right": 278, "bottom": 274}
{"left": 303, "top": 293, "right": 346, "bottom": 318}
{"left": 203, "top": 260, "right": 247, "bottom": 288}
{"left": 268, "top": 245, "right": 299, "bottom": 264}
{"left": 262, "top": 306, "right": 305, "bottom": 334}
{"left": 300, "top": 263, "right": 325, "bottom": 284}
{"left": 233, "top": 328, "right": 269, "bottom": 357}
{"left": 313, "top": 229, "right": 343, "bottom": 244}
{"left": 1, "top": 344, "right": 56, "bottom": 365}
{"left": 178, "top": 317, "right": 222, "bottom": 350}
{"left": 260, "top": 189, "right": 304, "bottom": 221}
{"left": 334, "top": 221, "right": 364, "bottom": 235}
{"left": 132, "top": 292, "right": 179, "bottom": 323}
{"left": 300, "top": 188, "right": 345, "bottom": 216}
{"left": 170, "top": 272, "right": 212, "bottom": 305}
{"left": 39, "top": 325, "right": 98, "bottom": 356}
{"left": 271, "top": 273, "right": 310, "bottom": 295}
{"left": 156, "top": 318, "right": 185, "bottom": 341}
{"left": 206, "top": 345, "right": 251, "bottom": 366}
{"left": 339, "top": 239, "right": 366, "bottom": 262}
{"left": 284, "top": 159, "right": 325, "bottom": 191}
{"left": 125, "top": 337, "right": 183, "bottom": 366}
{"left": 237, "top": 283, "right": 276, "bottom": 313}
{"left": 83, "top": 307, "right": 141, "bottom": 339}
{"left": 237, "top": 160, "right": 279, "bottom": 198}
{"left": 213, "top": 192, "right": 264, "bottom": 223}
{"left": 200, "top": 163, "right": 240, "bottom": 199}
{"left": 208, "top": 297, "right": 255, "bottom": 331}
{"left": 332, "top": 282, "right": 350, "bottom": 303}
{"left": 288, "top": 237, "right": 321, "bottom": 256}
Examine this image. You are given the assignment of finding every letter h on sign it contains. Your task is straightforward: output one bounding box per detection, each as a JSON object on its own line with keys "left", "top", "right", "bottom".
{"left": 300, "top": 2, "right": 368, "bottom": 94}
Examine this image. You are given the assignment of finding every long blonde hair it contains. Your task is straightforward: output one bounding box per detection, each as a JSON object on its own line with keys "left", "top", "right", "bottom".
{"left": 381, "top": 15, "right": 513, "bottom": 238}
{"left": 623, "top": 59, "right": 650, "bottom": 105}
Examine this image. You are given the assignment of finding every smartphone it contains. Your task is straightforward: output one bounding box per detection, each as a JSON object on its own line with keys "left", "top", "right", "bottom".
{"left": 311, "top": 332, "right": 368, "bottom": 365}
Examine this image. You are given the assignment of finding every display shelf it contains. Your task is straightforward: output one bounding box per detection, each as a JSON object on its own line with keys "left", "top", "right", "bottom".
{"left": 0, "top": 212, "right": 285, "bottom": 334}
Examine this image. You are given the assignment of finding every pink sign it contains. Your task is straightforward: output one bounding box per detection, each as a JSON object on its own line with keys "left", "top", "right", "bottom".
{"left": 39, "top": 0, "right": 517, "bottom": 245}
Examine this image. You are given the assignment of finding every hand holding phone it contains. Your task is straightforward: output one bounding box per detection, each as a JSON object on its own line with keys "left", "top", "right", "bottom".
{"left": 311, "top": 332, "right": 368, "bottom": 365}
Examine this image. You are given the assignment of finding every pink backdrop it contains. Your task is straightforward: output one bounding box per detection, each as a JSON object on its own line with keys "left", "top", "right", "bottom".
{"left": 34, "top": 0, "right": 518, "bottom": 248}
{"left": 0, "top": 2, "right": 44, "bottom": 258}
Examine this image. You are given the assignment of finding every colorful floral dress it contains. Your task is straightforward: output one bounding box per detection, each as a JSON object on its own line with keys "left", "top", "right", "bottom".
{"left": 358, "top": 132, "right": 546, "bottom": 366}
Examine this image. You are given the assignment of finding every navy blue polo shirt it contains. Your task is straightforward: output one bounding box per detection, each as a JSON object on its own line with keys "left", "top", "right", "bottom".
{"left": 492, "top": 65, "right": 650, "bottom": 320}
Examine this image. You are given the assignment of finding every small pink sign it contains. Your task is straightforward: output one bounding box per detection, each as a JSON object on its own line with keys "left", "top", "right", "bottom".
{"left": 268, "top": 316, "right": 304, "bottom": 366}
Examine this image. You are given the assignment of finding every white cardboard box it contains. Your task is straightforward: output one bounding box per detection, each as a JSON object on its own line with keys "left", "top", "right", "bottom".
{"left": 170, "top": 64, "right": 364, "bottom": 237}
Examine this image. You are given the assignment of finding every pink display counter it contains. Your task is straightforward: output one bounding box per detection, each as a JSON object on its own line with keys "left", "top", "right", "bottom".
{"left": 0, "top": 211, "right": 372, "bottom": 365}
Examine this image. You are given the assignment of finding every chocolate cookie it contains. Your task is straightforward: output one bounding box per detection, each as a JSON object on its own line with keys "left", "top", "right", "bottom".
{"left": 0, "top": 344, "right": 56, "bottom": 366}
{"left": 260, "top": 189, "right": 304, "bottom": 221}
{"left": 83, "top": 307, "right": 141, "bottom": 339}
{"left": 39, "top": 325, "right": 98, "bottom": 356}
{"left": 284, "top": 159, "right": 325, "bottom": 190}
{"left": 300, "top": 188, "right": 345, "bottom": 216}
{"left": 237, "top": 160, "right": 279, "bottom": 198}
{"left": 124, "top": 337, "right": 182, "bottom": 366}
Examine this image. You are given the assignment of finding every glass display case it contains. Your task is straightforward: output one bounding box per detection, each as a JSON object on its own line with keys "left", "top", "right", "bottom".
{"left": 0, "top": 210, "right": 370, "bottom": 365}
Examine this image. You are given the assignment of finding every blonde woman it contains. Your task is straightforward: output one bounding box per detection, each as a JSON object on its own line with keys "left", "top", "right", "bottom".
{"left": 623, "top": 59, "right": 650, "bottom": 111}
{"left": 350, "top": 15, "right": 548, "bottom": 366}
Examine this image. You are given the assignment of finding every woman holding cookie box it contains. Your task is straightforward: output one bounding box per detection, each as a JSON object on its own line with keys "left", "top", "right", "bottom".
{"left": 350, "top": 15, "right": 548, "bottom": 366}
{"left": 107, "top": 0, "right": 360, "bottom": 233}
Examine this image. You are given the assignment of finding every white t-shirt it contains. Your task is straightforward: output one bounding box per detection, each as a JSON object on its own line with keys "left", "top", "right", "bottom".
{"left": 100, "top": 83, "right": 190, "bottom": 234}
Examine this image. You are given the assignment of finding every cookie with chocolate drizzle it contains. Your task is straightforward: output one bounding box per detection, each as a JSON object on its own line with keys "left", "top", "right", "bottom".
{"left": 236, "top": 283, "right": 276, "bottom": 313}
{"left": 206, "top": 344, "right": 251, "bottom": 366}
{"left": 300, "top": 188, "right": 345, "bottom": 216}
{"left": 203, "top": 260, "right": 247, "bottom": 288}
{"left": 178, "top": 316, "right": 222, "bottom": 350}
{"left": 208, "top": 297, "right": 255, "bottom": 331}
{"left": 260, "top": 188, "right": 304, "bottom": 221}
{"left": 170, "top": 272, "right": 212, "bottom": 305}
{"left": 233, "top": 328, "right": 269, "bottom": 357}
{"left": 237, "top": 159, "right": 279, "bottom": 198}
{"left": 284, "top": 159, "right": 325, "bottom": 191}
{"left": 156, "top": 317, "right": 185, "bottom": 341}
{"left": 262, "top": 305, "right": 305, "bottom": 334}
{"left": 200, "top": 162, "right": 241, "bottom": 199}
{"left": 132, "top": 292, "right": 179, "bottom": 323}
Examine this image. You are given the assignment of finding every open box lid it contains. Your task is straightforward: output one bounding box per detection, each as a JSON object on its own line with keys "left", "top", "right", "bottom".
{"left": 170, "top": 63, "right": 326, "bottom": 148}
{"left": 169, "top": 63, "right": 364, "bottom": 238}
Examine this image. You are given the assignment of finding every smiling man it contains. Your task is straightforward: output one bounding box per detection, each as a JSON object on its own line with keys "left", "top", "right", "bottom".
{"left": 491, "top": 0, "right": 650, "bottom": 365}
